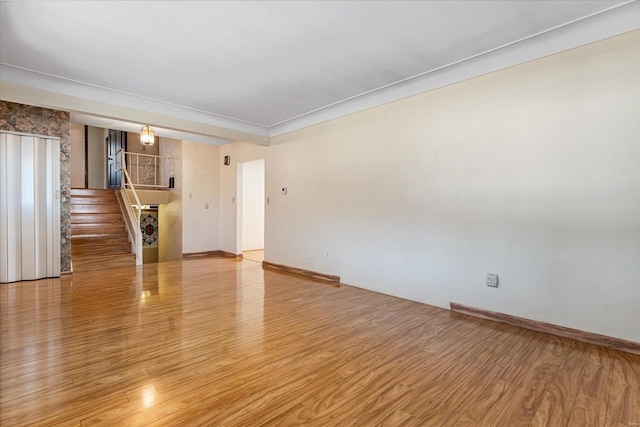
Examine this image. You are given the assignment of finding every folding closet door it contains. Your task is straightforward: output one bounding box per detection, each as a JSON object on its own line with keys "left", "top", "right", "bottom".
{"left": 0, "top": 132, "right": 60, "bottom": 283}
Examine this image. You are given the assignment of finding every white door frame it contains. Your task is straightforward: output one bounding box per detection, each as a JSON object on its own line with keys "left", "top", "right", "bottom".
{"left": 235, "top": 159, "right": 265, "bottom": 254}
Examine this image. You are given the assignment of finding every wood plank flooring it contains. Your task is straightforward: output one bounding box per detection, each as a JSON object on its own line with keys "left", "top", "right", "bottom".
{"left": 243, "top": 250, "right": 265, "bottom": 263}
{"left": 1, "top": 257, "right": 638, "bottom": 426}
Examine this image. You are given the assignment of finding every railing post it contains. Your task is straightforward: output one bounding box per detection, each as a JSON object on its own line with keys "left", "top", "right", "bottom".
{"left": 120, "top": 149, "right": 126, "bottom": 188}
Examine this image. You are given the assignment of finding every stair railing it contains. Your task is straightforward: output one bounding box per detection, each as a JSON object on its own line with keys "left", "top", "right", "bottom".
{"left": 122, "top": 151, "right": 174, "bottom": 188}
{"left": 116, "top": 149, "right": 143, "bottom": 265}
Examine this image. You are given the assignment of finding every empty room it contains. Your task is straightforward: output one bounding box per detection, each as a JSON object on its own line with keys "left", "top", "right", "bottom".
{"left": 1, "top": 1, "right": 639, "bottom": 425}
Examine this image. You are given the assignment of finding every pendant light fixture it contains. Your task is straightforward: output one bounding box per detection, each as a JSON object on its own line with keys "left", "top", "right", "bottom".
{"left": 140, "top": 125, "right": 155, "bottom": 146}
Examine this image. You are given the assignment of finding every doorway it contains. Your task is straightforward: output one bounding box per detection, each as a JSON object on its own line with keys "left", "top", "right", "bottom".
{"left": 238, "top": 159, "right": 265, "bottom": 262}
{"left": 107, "top": 129, "right": 126, "bottom": 189}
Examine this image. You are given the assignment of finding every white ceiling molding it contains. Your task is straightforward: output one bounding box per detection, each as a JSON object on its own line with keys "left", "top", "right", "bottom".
{"left": 71, "top": 113, "right": 233, "bottom": 146}
{"left": 0, "top": 64, "right": 270, "bottom": 138}
{"left": 0, "top": 81, "right": 270, "bottom": 145}
{"left": 1, "top": 1, "right": 638, "bottom": 144}
{"left": 269, "top": 1, "right": 640, "bottom": 137}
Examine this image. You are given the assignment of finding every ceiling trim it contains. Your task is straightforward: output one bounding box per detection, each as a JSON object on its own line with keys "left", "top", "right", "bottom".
{"left": 0, "top": 63, "right": 271, "bottom": 138}
{"left": 1, "top": 2, "right": 638, "bottom": 143}
{"left": 0, "top": 81, "right": 270, "bottom": 145}
{"left": 70, "top": 112, "right": 233, "bottom": 146}
{"left": 269, "top": 1, "right": 640, "bottom": 137}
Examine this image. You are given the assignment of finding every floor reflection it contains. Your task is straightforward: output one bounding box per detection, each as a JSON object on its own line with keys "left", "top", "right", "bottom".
{"left": 236, "top": 261, "right": 265, "bottom": 351}
{"left": 242, "top": 249, "right": 264, "bottom": 263}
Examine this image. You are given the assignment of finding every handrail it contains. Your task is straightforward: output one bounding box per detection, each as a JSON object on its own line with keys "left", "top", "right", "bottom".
{"left": 116, "top": 189, "right": 143, "bottom": 266}
{"left": 120, "top": 151, "right": 144, "bottom": 212}
{"left": 117, "top": 149, "right": 143, "bottom": 265}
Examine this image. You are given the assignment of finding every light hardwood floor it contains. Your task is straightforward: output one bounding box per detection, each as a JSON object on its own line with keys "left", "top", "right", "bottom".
{"left": 243, "top": 249, "right": 265, "bottom": 263}
{"left": 1, "top": 257, "right": 638, "bottom": 426}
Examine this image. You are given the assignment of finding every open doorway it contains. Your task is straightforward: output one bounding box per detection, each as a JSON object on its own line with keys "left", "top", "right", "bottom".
{"left": 70, "top": 124, "right": 109, "bottom": 189}
{"left": 238, "top": 159, "right": 265, "bottom": 263}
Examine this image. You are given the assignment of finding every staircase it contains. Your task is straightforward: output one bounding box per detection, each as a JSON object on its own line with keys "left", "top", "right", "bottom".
{"left": 71, "top": 189, "right": 136, "bottom": 272}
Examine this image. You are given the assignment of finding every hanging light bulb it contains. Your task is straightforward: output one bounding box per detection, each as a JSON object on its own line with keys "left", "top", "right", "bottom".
{"left": 140, "top": 125, "right": 155, "bottom": 146}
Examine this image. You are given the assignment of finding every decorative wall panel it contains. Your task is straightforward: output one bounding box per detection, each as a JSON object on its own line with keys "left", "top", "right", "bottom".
{"left": 141, "top": 213, "right": 159, "bottom": 248}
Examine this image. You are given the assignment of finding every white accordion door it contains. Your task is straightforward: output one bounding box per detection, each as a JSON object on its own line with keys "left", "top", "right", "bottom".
{"left": 0, "top": 132, "right": 60, "bottom": 283}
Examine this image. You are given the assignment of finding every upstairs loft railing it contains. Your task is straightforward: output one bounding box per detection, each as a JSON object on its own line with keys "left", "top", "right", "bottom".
{"left": 121, "top": 151, "right": 176, "bottom": 189}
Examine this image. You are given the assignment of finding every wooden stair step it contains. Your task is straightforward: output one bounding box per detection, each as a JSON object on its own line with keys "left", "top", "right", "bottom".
{"left": 72, "top": 253, "right": 136, "bottom": 271}
{"left": 71, "top": 196, "right": 116, "bottom": 205}
{"left": 71, "top": 245, "right": 131, "bottom": 260}
{"left": 71, "top": 204, "right": 121, "bottom": 214}
{"left": 72, "top": 241, "right": 131, "bottom": 251}
{"left": 71, "top": 235, "right": 130, "bottom": 246}
{"left": 71, "top": 236, "right": 130, "bottom": 249}
{"left": 71, "top": 213, "right": 123, "bottom": 224}
{"left": 73, "top": 252, "right": 136, "bottom": 262}
{"left": 72, "top": 249, "right": 131, "bottom": 258}
{"left": 71, "top": 223, "right": 126, "bottom": 235}
{"left": 71, "top": 222, "right": 125, "bottom": 231}
{"left": 70, "top": 188, "right": 136, "bottom": 273}
{"left": 70, "top": 193, "right": 115, "bottom": 199}
{"left": 71, "top": 189, "right": 116, "bottom": 196}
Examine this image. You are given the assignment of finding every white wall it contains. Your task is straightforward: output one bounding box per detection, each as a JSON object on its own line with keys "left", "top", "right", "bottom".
{"left": 241, "top": 159, "right": 265, "bottom": 251}
{"left": 219, "top": 142, "right": 267, "bottom": 255}
{"left": 181, "top": 140, "right": 220, "bottom": 254}
{"left": 159, "top": 137, "right": 182, "bottom": 262}
{"left": 87, "top": 126, "right": 106, "bottom": 189}
{"left": 70, "top": 122, "right": 85, "bottom": 188}
{"left": 70, "top": 125, "right": 106, "bottom": 189}
{"left": 266, "top": 31, "right": 640, "bottom": 342}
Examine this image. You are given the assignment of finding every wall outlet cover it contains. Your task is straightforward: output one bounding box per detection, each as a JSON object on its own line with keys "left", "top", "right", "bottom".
{"left": 487, "top": 273, "right": 499, "bottom": 288}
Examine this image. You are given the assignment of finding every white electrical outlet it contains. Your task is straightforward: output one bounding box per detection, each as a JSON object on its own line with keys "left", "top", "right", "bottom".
{"left": 325, "top": 251, "right": 330, "bottom": 258}
{"left": 487, "top": 273, "right": 499, "bottom": 288}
